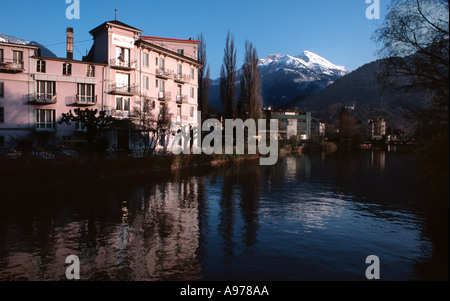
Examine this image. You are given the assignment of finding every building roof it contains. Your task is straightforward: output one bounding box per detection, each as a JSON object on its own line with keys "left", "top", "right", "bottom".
{"left": 89, "top": 20, "right": 143, "bottom": 35}
{"left": 140, "top": 36, "right": 200, "bottom": 44}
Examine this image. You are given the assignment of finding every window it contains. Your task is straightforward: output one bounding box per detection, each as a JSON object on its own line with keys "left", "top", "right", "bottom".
{"left": 143, "top": 76, "right": 149, "bottom": 90}
{"left": 77, "top": 84, "right": 95, "bottom": 103}
{"left": 116, "top": 73, "right": 130, "bottom": 91}
{"left": 177, "top": 49, "right": 184, "bottom": 56}
{"left": 36, "top": 81, "right": 56, "bottom": 100}
{"left": 155, "top": 79, "right": 158, "bottom": 88}
{"left": 36, "top": 60, "right": 46, "bottom": 73}
{"left": 143, "top": 53, "right": 149, "bottom": 67}
{"left": 190, "top": 106, "right": 194, "bottom": 118}
{"left": 177, "top": 64, "right": 182, "bottom": 75}
{"left": 190, "top": 87, "right": 194, "bottom": 98}
{"left": 0, "top": 107, "right": 4, "bottom": 123}
{"left": 62, "top": 63, "right": 72, "bottom": 75}
{"left": 159, "top": 58, "right": 165, "bottom": 70}
{"left": 177, "top": 84, "right": 182, "bottom": 96}
{"left": 0, "top": 135, "right": 4, "bottom": 147}
{"left": 86, "top": 65, "right": 95, "bottom": 77}
{"left": 12, "top": 50, "right": 23, "bottom": 64}
{"left": 0, "top": 82, "right": 4, "bottom": 98}
{"left": 190, "top": 68, "right": 194, "bottom": 80}
{"left": 0, "top": 49, "right": 3, "bottom": 63}
{"left": 35, "top": 109, "right": 56, "bottom": 130}
{"left": 115, "top": 97, "right": 130, "bottom": 112}
{"left": 116, "top": 47, "right": 130, "bottom": 67}
{"left": 177, "top": 105, "right": 181, "bottom": 116}
{"left": 155, "top": 57, "right": 158, "bottom": 66}
{"left": 159, "top": 80, "right": 165, "bottom": 93}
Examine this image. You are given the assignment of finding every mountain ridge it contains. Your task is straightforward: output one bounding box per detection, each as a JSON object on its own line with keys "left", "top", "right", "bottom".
{"left": 0, "top": 33, "right": 57, "bottom": 58}
{"left": 209, "top": 50, "right": 348, "bottom": 110}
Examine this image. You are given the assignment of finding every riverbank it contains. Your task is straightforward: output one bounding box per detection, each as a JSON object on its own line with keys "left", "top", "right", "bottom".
{"left": 0, "top": 153, "right": 262, "bottom": 193}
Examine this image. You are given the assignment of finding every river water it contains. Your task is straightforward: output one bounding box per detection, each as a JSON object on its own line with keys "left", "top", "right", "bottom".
{"left": 0, "top": 150, "right": 447, "bottom": 281}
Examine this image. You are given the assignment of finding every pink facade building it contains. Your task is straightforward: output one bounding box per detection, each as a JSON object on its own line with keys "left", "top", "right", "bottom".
{"left": 0, "top": 20, "right": 201, "bottom": 153}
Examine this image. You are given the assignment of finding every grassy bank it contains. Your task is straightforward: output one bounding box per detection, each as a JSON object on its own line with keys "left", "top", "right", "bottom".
{"left": 0, "top": 153, "right": 261, "bottom": 192}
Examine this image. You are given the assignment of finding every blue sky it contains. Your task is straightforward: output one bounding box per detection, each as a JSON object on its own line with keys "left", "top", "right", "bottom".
{"left": 0, "top": 0, "right": 387, "bottom": 78}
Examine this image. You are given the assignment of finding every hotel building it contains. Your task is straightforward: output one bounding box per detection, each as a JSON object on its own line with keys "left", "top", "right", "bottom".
{"left": 0, "top": 20, "right": 201, "bottom": 153}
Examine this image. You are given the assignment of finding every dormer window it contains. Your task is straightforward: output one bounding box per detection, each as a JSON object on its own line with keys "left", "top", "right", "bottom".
{"left": 62, "top": 63, "right": 72, "bottom": 76}
{"left": 36, "top": 60, "right": 46, "bottom": 73}
{"left": 86, "top": 65, "right": 95, "bottom": 77}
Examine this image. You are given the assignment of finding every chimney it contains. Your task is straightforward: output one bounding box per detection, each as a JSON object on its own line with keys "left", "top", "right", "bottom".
{"left": 66, "top": 27, "right": 74, "bottom": 60}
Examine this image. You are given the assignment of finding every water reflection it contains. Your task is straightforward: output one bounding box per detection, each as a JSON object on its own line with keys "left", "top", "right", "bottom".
{"left": 0, "top": 150, "right": 445, "bottom": 280}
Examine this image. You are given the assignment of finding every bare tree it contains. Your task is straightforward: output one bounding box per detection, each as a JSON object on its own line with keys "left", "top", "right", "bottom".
{"left": 149, "top": 102, "right": 172, "bottom": 154}
{"left": 197, "top": 33, "right": 211, "bottom": 125}
{"left": 338, "top": 107, "right": 359, "bottom": 147}
{"left": 133, "top": 99, "right": 172, "bottom": 155}
{"left": 133, "top": 97, "right": 155, "bottom": 156}
{"left": 374, "top": 0, "right": 449, "bottom": 120}
{"left": 59, "top": 108, "right": 113, "bottom": 154}
{"left": 220, "top": 31, "right": 238, "bottom": 120}
{"left": 374, "top": 0, "right": 449, "bottom": 199}
{"left": 240, "top": 41, "right": 263, "bottom": 120}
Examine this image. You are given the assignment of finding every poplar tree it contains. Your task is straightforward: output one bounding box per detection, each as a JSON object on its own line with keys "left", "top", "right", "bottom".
{"left": 220, "top": 31, "right": 238, "bottom": 120}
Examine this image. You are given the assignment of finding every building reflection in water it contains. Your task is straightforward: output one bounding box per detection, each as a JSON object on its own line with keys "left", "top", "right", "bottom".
{"left": 0, "top": 151, "right": 438, "bottom": 281}
{"left": 0, "top": 175, "right": 207, "bottom": 281}
{"left": 371, "top": 150, "right": 386, "bottom": 171}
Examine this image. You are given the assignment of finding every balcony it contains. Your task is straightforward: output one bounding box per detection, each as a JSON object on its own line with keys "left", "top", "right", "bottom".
{"left": 0, "top": 59, "right": 24, "bottom": 73}
{"left": 174, "top": 73, "right": 191, "bottom": 83}
{"left": 109, "top": 84, "right": 138, "bottom": 96}
{"left": 110, "top": 109, "right": 131, "bottom": 119}
{"left": 29, "top": 93, "right": 57, "bottom": 105}
{"left": 158, "top": 91, "right": 171, "bottom": 101}
{"left": 110, "top": 58, "right": 137, "bottom": 70}
{"left": 76, "top": 95, "right": 97, "bottom": 106}
{"left": 35, "top": 122, "right": 56, "bottom": 132}
{"left": 176, "top": 94, "right": 188, "bottom": 104}
{"left": 156, "top": 68, "right": 174, "bottom": 79}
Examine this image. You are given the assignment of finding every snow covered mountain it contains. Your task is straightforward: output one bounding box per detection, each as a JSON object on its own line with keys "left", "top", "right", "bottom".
{"left": 258, "top": 51, "right": 347, "bottom": 76}
{"left": 209, "top": 51, "right": 348, "bottom": 110}
{"left": 0, "top": 33, "right": 56, "bottom": 57}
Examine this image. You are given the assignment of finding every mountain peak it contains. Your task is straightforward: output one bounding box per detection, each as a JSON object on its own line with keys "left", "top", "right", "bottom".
{"left": 0, "top": 33, "right": 56, "bottom": 57}
{"left": 258, "top": 51, "right": 347, "bottom": 75}
{"left": 296, "top": 51, "right": 347, "bottom": 73}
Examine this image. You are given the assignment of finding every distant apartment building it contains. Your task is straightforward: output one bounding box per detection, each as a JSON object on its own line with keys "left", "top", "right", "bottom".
{"left": 0, "top": 20, "right": 201, "bottom": 152}
{"left": 359, "top": 118, "right": 387, "bottom": 141}
{"left": 263, "top": 108, "right": 311, "bottom": 140}
{"left": 311, "top": 118, "right": 326, "bottom": 140}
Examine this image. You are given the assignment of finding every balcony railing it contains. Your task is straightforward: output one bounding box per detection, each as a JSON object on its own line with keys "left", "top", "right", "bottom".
{"left": 76, "top": 95, "right": 97, "bottom": 106}
{"left": 110, "top": 58, "right": 137, "bottom": 69}
{"left": 0, "top": 59, "right": 24, "bottom": 73}
{"left": 35, "top": 122, "right": 56, "bottom": 131}
{"left": 29, "top": 93, "right": 57, "bottom": 105}
{"left": 156, "top": 68, "right": 174, "bottom": 79}
{"left": 176, "top": 94, "right": 188, "bottom": 103}
{"left": 109, "top": 84, "right": 138, "bottom": 95}
{"left": 158, "top": 91, "right": 171, "bottom": 100}
{"left": 174, "top": 73, "right": 191, "bottom": 83}
{"left": 110, "top": 109, "right": 130, "bottom": 119}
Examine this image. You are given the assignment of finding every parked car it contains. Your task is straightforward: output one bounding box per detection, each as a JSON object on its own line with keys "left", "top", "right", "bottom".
{"left": 60, "top": 149, "right": 79, "bottom": 158}
{"left": 32, "top": 151, "right": 55, "bottom": 160}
